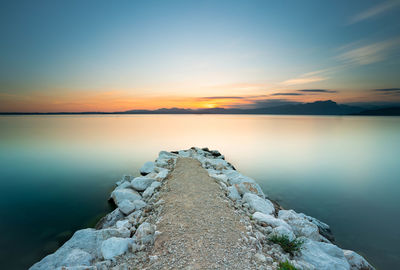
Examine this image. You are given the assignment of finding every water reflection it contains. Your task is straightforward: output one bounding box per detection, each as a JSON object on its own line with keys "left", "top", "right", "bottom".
{"left": 0, "top": 115, "right": 399, "bottom": 269}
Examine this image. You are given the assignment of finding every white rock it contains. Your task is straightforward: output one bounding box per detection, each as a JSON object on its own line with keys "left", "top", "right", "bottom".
{"left": 111, "top": 188, "right": 141, "bottom": 205}
{"left": 115, "top": 181, "right": 131, "bottom": 190}
{"left": 271, "top": 225, "right": 296, "bottom": 241}
{"left": 278, "top": 210, "right": 321, "bottom": 241}
{"left": 178, "top": 150, "right": 191, "bottom": 157}
{"left": 127, "top": 210, "right": 142, "bottom": 225}
{"left": 133, "top": 199, "right": 146, "bottom": 210}
{"left": 115, "top": 219, "right": 130, "bottom": 229}
{"left": 252, "top": 212, "right": 290, "bottom": 229}
{"left": 60, "top": 249, "right": 92, "bottom": 267}
{"left": 131, "top": 176, "right": 156, "bottom": 191}
{"left": 155, "top": 151, "right": 177, "bottom": 167}
{"left": 298, "top": 212, "right": 334, "bottom": 241}
{"left": 55, "top": 266, "right": 96, "bottom": 270}
{"left": 223, "top": 169, "right": 265, "bottom": 197}
{"left": 234, "top": 182, "right": 265, "bottom": 198}
{"left": 227, "top": 186, "right": 241, "bottom": 201}
{"left": 142, "top": 187, "right": 154, "bottom": 198}
{"left": 155, "top": 167, "right": 169, "bottom": 180}
{"left": 30, "top": 228, "right": 130, "bottom": 270}
{"left": 140, "top": 161, "right": 155, "bottom": 175}
{"left": 135, "top": 222, "right": 155, "bottom": 245}
{"left": 210, "top": 174, "right": 229, "bottom": 185}
{"left": 207, "top": 168, "right": 221, "bottom": 175}
{"left": 150, "top": 181, "right": 161, "bottom": 189}
{"left": 204, "top": 158, "right": 230, "bottom": 170}
{"left": 298, "top": 213, "right": 330, "bottom": 230}
{"left": 343, "top": 250, "right": 375, "bottom": 270}
{"left": 254, "top": 253, "right": 266, "bottom": 263}
{"left": 101, "top": 237, "right": 133, "bottom": 260}
{"left": 118, "top": 200, "right": 136, "bottom": 215}
{"left": 243, "top": 193, "right": 275, "bottom": 215}
{"left": 300, "top": 238, "right": 350, "bottom": 270}
{"left": 117, "top": 175, "right": 132, "bottom": 184}
{"left": 142, "top": 181, "right": 161, "bottom": 198}
{"left": 96, "top": 208, "right": 124, "bottom": 229}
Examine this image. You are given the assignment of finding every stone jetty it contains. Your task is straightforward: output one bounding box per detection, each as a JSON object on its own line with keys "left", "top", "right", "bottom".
{"left": 30, "top": 147, "right": 375, "bottom": 270}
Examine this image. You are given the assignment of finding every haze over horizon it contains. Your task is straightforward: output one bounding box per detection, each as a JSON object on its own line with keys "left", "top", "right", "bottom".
{"left": 1, "top": 0, "right": 400, "bottom": 112}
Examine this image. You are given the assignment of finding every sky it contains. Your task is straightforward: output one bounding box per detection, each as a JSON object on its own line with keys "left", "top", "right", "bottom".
{"left": 0, "top": 0, "right": 400, "bottom": 112}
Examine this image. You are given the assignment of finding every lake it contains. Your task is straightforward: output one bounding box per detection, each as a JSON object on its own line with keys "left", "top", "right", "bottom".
{"left": 0, "top": 115, "right": 399, "bottom": 269}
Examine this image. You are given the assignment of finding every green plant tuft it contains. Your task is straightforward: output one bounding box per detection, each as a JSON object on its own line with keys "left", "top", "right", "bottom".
{"left": 269, "top": 234, "right": 304, "bottom": 255}
{"left": 278, "top": 261, "right": 298, "bottom": 270}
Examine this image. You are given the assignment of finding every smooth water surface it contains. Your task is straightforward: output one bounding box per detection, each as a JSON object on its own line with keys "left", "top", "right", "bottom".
{"left": 0, "top": 115, "right": 399, "bottom": 269}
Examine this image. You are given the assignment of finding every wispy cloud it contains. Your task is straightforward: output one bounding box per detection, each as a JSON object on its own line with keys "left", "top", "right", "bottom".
{"left": 336, "top": 38, "right": 400, "bottom": 66}
{"left": 373, "top": 88, "right": 400, "bottom": 92}
{"left": 271, "top": 93, "right": 304, "bottom": 96}
{"left": 245, "top": 99, "right": 301, "bottom": 109}
{"left": 349, "top": 0, "right": 400, "bottom": 24}
{"left": 281, "top": 76, "right": 328, "bottom": 86}
{"left": 373, "top": 88, "right": 400, "bottom": 95}
{"left": 298, "top": 89, "right": 337, "bottom": 93}
{"left": 198, "top": 96, "right": 247, "bottom": 100}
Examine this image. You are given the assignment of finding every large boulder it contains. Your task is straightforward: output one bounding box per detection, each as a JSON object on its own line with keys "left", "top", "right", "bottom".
{"left": 278, "top": 210, "right": 321, "bottom": 241}
{"left": 101, "top": 237, "right": 133, "bottom": 260}
{"left": 95, "top": 208, "right": 124, "bottom": 229}
{"left": 243, "top": 193, "right": 275, "bottom": 215}
{"left": 60, "top": 249, "right": 92, "bottom": 267}
{"left": 118, "top": 200, "right": 136, "bottom": 215}
{"left": 271, "top": 225, "right": 296, "bottom": 241}
{"left": 131, "top": 176, "right": 156, "bottom": 191}
{"left": 228, "top": 186, "right": 241, "bottom": 201}
{"left": 203, "top": 158, "right": 230, "bottom": 170}
{"left": 300, "top": 238, "right": 350, "bottom": 270}
{"left": 298, "top": 212, "right": 334, "bottom": 242}
{"left": 111, "top": 188, "right": 141, "bottom": 205}
{"left": 30, "top": 228, "right": 130, "bottom": 270}
{"left": 134, "top": 222, "right": 155, "bottom": 245}
{"left": 252, "top": 212, "right": 290, "bottom": 229}
{"left": 115, "top": 181, "right": 132, "bottom": 190}
{"left": 223, "top": 170, "right": 265, "bottom": 198}
{"left": 140, "top": 161, "right": 155, "bottom": 175}
{"left": 343, "top": 250, "right": 375, "bottom": 270}
{"left": 55, "top": 266, "right": 96, "bottom": 270}
{"left": 209, "top": 173, "right": 229, "bottom": 185}
{"left": 227, "top": 186, "right": 241, "bottom": 201}
{"left": 143, "top": 181, "right": 162, "bottom": 198}
{"left": 155, "top": 151, "right": 177, "bottom": 167}
{"left": 155, "top": 167, "right": 169, "bottom": 180}
{"left": 178, "top": 150, "right": 191, "bottom": 157}
{"left": 234, "top": 182, "right": 264, "bottom": 198}
{"left": 133, "top": 199, "right": 147, "bottom": 210}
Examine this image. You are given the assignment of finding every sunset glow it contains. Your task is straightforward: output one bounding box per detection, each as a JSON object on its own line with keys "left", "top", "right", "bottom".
{"left": 0, "top": 0, "right": 399, "bottom": 112}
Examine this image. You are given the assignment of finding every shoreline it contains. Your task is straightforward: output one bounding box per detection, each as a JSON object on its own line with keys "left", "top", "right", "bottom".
{"left": 30, "top": 147, "right": 375, "bottom": 270}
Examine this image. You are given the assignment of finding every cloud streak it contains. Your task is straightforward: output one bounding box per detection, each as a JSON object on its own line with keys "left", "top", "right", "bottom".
{"left": 373, "top": 88, "right": 400, "bottom": 92}
{"left": 373, "top": 88, "right": 400, "bottom": 95}
{"left": 349, "top": 0, "right": 400, "bottom": 24}
{"left": 271, "top": 93, "right": 304, "bottom": 96}
{"left": 298, "top": 89, "right": 337, "bottom": 93}
{"left": 280, "top": 76, "right": 328, "bottom": 86}
{"left": 336, "top": 38, "right": 400, "bottom": 66}
{"left": 198, "top": 96, "right": 247, "bottom": 100}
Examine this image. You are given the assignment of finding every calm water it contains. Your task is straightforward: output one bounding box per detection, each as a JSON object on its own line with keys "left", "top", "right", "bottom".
{"left": 0, "top": 115, "right": 399, "bottom": 269}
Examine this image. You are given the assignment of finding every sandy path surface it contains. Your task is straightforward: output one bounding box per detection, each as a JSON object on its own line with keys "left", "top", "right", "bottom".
{"left": 145, "top": 157, "right": 256, "bottom": 269}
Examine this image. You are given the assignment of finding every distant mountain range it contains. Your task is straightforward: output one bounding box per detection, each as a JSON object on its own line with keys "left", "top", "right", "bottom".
{"left": 2, "top": 100, "right": 400, "bottom": 116}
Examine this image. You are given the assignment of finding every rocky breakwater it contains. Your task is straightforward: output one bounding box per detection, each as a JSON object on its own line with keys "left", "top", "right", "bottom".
{"left": 30, "top": 148, "right": 375, "bottom": 270}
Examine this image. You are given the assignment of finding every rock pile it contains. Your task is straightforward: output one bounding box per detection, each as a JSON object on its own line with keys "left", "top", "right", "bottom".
{"left": 30, "top": 148, "right": 375, "bottom": 270}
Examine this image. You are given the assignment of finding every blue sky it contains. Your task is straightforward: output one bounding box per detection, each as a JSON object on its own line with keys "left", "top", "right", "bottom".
{"left": 0, "top": 0, "right": 400, "bottom": 111}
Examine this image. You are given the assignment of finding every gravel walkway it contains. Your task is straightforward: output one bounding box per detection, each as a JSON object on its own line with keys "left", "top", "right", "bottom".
{"left": 144, "top": 157, "right": 257, "bottom": 269}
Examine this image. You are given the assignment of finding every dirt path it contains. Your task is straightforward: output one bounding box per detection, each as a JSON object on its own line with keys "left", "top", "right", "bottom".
{"left": 145, "top": 157, "right": 256, "bottom": 269}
